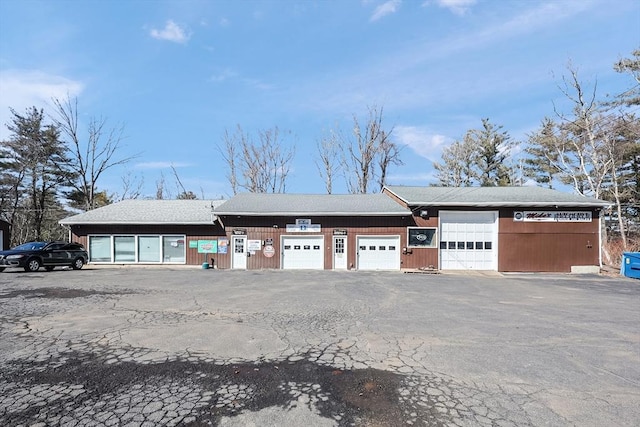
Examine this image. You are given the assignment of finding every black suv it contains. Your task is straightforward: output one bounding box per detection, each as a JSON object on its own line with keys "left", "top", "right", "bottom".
{"left": 0, "top": 241, "right": 89, "bottom": 272}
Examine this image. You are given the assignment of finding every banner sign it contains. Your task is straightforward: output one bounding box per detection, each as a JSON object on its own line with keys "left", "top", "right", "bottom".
{"left": 514, "top": 211, "right": 592, "bottom": 222}
{"left": 197, "top": 240, "right": 218, "bottom": 253}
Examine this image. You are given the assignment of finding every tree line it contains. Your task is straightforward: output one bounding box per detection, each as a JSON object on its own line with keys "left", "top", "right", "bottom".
{"left": 1, "top": 49, "right": 638, "bottom": 256}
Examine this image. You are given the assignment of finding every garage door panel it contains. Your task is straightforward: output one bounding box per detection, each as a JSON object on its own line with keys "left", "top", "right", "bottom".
{"left": 357, "top": 236, "right": 400, "bottom": 270}
{"left": 282, "top": 236, "right": 324, "bottom": 270}
{"left": 440, "top": 211, "right": 497, "bottom": 270}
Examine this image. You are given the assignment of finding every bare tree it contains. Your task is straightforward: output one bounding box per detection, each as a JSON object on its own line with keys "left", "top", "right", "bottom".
{"left": 52, "top": 96, "right": 138, "bottom": 210}
{"left": 219, "top": 125, "right": 295, "bottom": 193}
{"left": 551, "top": 66, "right": 612, "bottom": 200}
{"left": 340, "top": 105, "right": 400, "bottom": 193}
{"left": 155, "top": 171, "right": 170, "bottom": 200}
{"left": 315, "top": 130, "right": 340, "bottom": 194}
{"left": 220, "top": 127, "right": 241, "bottom": 195}
{"left": 377, "top": 130, "right": 403, "bottom": 191}
{"left": 117, "top": 171, "right": 144, "bottom": 201}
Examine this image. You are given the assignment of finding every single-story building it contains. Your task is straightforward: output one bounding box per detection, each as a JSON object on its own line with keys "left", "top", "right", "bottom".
{"left": 60, "top": 186, "right": 610, "bottom": 272}
{"left": 60, "top": 199, "right": 227, "bottom": 265}
{"left": 382, "top": 186, "right": 610, "bottom": 272}
{"left": 0, "top": 219, "right": 10, "bottom": 250}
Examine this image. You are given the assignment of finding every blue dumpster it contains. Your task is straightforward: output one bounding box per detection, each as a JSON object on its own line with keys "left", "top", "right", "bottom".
{"left": 620, "top": 252, "right": 640, "bottom": 279}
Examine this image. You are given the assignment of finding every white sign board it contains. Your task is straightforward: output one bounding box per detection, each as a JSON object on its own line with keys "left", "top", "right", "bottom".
{"left": 514, "top": 211, "right": 592, "bottom": 222}
{"left": 247, "top": 240, "right": 262, "bottom": 251}
{"left": 286, "top": 224, "right": 321, "bottom": 232}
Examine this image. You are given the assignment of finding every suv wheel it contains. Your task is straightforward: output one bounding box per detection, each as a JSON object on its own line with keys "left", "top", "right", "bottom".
{"left": 72, "top": 257, "right": 85, "bottom": 270}
{"left": 25, "top": 258, "right": 41, "bottom": 272}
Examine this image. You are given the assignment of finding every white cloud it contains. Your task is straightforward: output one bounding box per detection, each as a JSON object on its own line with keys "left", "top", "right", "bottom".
{"left": 0, "top": 69, "right": 83, "bottom": 138}
{"left": 395, "top": 125, "right": 449, "bottom": 161}
{"left": 150, "top": 20, "right": 191, "bottom": 44}
{"left": 430, "top": 0, "right": 477, "bottom": 15}
{"left": 135, "top": 161, "right": 191, "bottom": 169}
{"left": 370, "top": 0, "right": 401, "bottom": 22}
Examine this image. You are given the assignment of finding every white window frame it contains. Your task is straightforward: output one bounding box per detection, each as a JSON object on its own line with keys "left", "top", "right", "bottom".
{"left": 87, "top": 234, "right": 186, "bottom": 264}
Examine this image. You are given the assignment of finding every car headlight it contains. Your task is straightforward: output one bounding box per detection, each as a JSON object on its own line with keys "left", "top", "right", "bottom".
{"left": 6, "top": 254, "right": 25, "bottom": 259}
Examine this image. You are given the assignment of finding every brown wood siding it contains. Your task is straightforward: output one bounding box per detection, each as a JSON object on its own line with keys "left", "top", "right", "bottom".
{"left": 497, "top": 208, "right": 601, "bottom": 272}
{"left": 217, "top": 214, "right": 441, "bottom": 270}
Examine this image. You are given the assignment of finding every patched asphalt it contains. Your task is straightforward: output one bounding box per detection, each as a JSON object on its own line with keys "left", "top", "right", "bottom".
{"left": 0, "top": 267, "right": 638, "bottom": 426}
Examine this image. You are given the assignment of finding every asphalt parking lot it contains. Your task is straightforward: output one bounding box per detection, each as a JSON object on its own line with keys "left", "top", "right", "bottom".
{"left": 0, "top": 267, "right": 638, "bottom": 427}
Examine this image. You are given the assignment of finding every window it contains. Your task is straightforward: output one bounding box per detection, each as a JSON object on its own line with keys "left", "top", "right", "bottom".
{"left": 89, "top": 236, "right": 111, "bottom": 262}
{"left": 407, "top": 228, "right": 437, "bottom": 248}
{"left": 114, "top": 236, "right": 135, "bottom": 262}
{"left": 89, "top": 235, "right": 186, "bottom": 264}
{"left": 139, "top": 236, "right": 160, "bottom": 262}
{"left": 163, "top": 236, "right": 185, "bottom": 262}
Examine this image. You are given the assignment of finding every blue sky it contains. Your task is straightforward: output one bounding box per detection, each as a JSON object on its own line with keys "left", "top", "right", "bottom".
{"left": 1, "top": 0, "right": 638, "bottom": 199}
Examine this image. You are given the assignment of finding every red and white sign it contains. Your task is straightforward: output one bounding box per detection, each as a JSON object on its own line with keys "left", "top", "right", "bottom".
{"left": 263, "top": 245, "right": 275, "bottom": 258}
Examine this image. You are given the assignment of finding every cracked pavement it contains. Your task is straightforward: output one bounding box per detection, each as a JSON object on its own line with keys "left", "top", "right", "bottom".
{"left": 0, "top": 268, "right": 638, "bottom": 426}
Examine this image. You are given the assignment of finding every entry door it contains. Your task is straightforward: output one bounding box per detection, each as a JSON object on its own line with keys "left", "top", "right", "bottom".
{"left": 231, "top": 236, "right": 247, "bottom": 269}
{"left": 333, "top": 236, "right": 347, "bottom": 270}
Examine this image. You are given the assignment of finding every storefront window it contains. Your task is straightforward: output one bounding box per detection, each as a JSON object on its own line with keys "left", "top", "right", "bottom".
{"left": 138, "top": 236, "right": 160, "bottom": 262}
{"left": 162, "top": 236, "right": 185, "bottom": 262}
{"left": 114, "top": 236, "right": 135, "bottom": 262}
{"left": 89, "top": 236, "right": 111, "bottom": 262}
{"left": 407, "top": 228, "right": 437, "bottom": 248}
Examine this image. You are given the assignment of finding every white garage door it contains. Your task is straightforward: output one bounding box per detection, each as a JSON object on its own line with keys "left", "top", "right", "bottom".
{"left": 357, "top": 236, "right": 401, "bottom": 270}
{"left": 440, "top": 211, "right": 498, "bottom": 270}
{"left": 282, "top": 236, "right": 324, "bottom": 270}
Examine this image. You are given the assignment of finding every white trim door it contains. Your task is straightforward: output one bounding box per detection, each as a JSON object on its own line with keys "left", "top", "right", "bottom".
{"left": 333, "top": 236, "right": 347, "bottom": 270}
{"left": 439, "top": 211, "right": 498, "bottom": 270}
{"left": 357, "top": 236, "right": 401, "bottom": 270}
{"left": 282, "top": 235, "right": 324, "bottom": 270}
{"left": 231, "top": 236, "right": 247, "bottom": 269}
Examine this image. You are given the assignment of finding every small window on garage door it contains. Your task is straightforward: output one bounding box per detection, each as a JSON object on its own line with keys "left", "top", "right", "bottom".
{"left": 407, "top": 227, "right": 437, "bottom": 248}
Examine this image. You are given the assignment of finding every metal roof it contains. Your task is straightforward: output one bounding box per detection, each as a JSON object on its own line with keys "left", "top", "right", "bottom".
{"left": 384, "top": 185, "right": 611, "bottom": 208}
{"left": 213, "top": 193, "right": 411, "bottom": 216}
{"left": 60, "top": 199, "right": 227, "bottom": 225}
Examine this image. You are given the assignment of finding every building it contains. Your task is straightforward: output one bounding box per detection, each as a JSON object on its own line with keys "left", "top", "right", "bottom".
{"left": 60, "top": 186, "right": 610, "bottom": 272}
{"left": 382, "top": 186, "right": 609, "bottom": 272}
{"left": 0, "top": 219, "right": 10, "bottom": 250}
{"left": 60, "top": 199, "right": 226, "bottom": 265}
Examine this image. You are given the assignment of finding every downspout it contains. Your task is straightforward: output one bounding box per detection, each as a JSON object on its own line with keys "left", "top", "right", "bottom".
{"left": 598, "top": 209, "right": 603, "bottom": 269}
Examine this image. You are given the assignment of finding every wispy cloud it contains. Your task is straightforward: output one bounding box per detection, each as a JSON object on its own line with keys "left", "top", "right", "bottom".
{"left": 135, "top": 161, "right": 191, "bottom": 169}
{"left": 370, "top": 0, "right": 401, "bottom": 22}
{"left": 149, "top": 20, "right": 191, "bottom": 44}
{"left": 0, "top": 69, "right": 83, "bottom": 138}
{"left": 428, "top": 0, "right": 477, "bottom": 15}
{"left": 395, "top": 126, "right": 449, "bottom": 161}
{"left": 209, "top": 68, "right": 237, "bottom": 82}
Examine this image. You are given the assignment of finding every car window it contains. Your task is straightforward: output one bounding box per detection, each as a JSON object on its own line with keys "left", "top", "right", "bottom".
{"left": 64, "top": 243, "right": 83, "bottom": 250}
{"left": 13, "top": 242, "right": 46, "bottom": 250}
{"left": 45, "top": 243, "right": 66, "bottom": 250}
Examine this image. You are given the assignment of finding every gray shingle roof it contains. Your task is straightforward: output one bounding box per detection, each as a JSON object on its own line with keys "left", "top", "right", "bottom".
{"left": 60, "top": 199, "right": 227, "bottom": 225}
{"left": 384, "top": 185, "right": 611, "bottom": 208}
{"left": 214, "top": 193, "right": 410, "bottom": 216}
